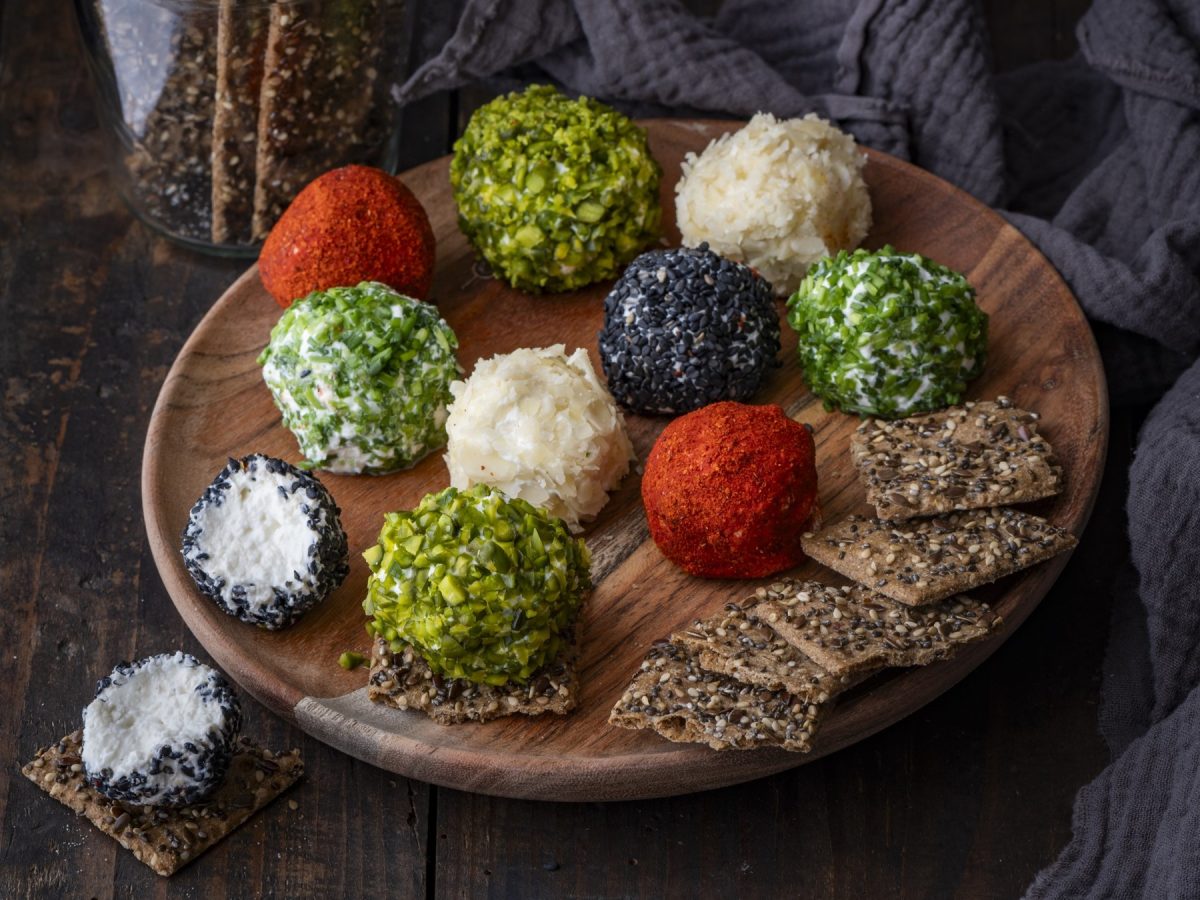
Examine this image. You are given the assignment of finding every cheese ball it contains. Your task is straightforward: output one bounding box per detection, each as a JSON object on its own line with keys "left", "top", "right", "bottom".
{"left": 675, "top": 112, "right": 871, "bottom": 296}
{"left": 181, "top": 454, "right": 349, "bottom": 629}
{"left": 642, "top": 402, "right": 818, "bottom": 579}
{"left": 787, "top": 246, "right": 988, "bottom": 417}
{"left": 82, "top": 653, "right": 241, "bottom": 807}
{"left": 259, "top": 165, "right": 435, "bottom": 309}
{"left": 362, "top": 485, "right": 592, "bottom": 685}
{"left": 450, "top": 85, "right": 661, "bottom": 293}
{"left": 598, "top": 244, "right": 780, "bottom": 415}
{"left": 444, "top": 345, "right": 634, "bottom": 531}
{"left": 258, "top": 282, "right": 461, "bottom": 473}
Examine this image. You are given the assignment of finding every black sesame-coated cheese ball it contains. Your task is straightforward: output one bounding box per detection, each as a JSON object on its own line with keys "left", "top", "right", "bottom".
{"left": 598, "top": 244, "right": 781, "bottom": 415}
{"left": 82, "top": 653, "right": 242, "bottom": 807}
{"left": 181, "top": 454, "right": 349, "bottom": 630}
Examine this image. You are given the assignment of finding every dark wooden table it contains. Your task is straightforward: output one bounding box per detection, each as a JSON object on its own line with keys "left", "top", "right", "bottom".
{"left": 2, "top": 1, "right": 1122, "bottom": 897}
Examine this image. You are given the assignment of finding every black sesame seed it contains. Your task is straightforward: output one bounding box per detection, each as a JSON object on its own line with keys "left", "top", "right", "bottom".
{"left": 180, "top": 454, "right": 349, "bottom": 630}
{"left": 598, "top": 246, "right": 780, "bottom": 415}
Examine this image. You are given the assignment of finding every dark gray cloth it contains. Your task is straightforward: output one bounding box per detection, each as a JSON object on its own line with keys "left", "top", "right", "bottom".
{"left": 398, "top": 0, "right": 1200, "bottom": 894}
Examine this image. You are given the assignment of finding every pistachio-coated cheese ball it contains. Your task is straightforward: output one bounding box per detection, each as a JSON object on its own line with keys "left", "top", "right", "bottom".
{"left": 450, "top": 85, "right": 661, "bottom": 293}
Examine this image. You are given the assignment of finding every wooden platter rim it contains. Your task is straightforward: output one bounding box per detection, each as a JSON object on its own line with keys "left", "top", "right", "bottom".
{"left": 142, "top": 120, "right": 1108, "bottom": 801}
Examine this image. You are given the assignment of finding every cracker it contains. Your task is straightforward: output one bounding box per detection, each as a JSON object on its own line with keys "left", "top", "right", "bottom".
{"left": 22, "top": 731, "right": 302, "bottom": 877}
{"left": 608, "top": 643, "right": 829, "bottom": 752}
{"left": 672, "top": 603, "right": 861, "bottom": 702}
{"left": 368, "top": 637, "right": 579, "bottom": 724}
{"left": 851, "top": 397, "right": 1062, "bottom": 520}
{"left": 251, "top": 0, "right": 392, "bottom": 239}
{"left": 211, "top": 0, "right": 268, "bottom": 244}
{"left": 755, "top": 579, "right": 1001, "bottom": 676}
{"left": 802, "top": 507, "right": 1077, "bottom": 606}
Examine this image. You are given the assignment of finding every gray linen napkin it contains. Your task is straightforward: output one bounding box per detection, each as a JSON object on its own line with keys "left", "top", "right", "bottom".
{"left": 397, "top": 1, "right": 1200, "bottom": 894}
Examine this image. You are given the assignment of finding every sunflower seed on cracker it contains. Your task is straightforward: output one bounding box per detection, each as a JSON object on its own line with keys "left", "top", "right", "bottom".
{"left": 851, "top": 397, "right": 1062, "bottom": 521}
{"left": 755, "top": 580, "right": 1001, "bottom": 676}
{"left": 608, "top": 643, "right": 829, "bottom": 752}
{"left": 22, "top": 731, "right": 302, "bottom": 877}
{"left": 368, "top": 637, "right": 578, "bottom": 725}
{"left": 801, "top": 508, "right": 1078, "bottom": 606}
{"left": 672, "top": 603, "right": 861, "bottom": 702}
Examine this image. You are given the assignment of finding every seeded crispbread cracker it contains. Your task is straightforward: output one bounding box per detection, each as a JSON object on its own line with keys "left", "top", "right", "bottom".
{"left": 22, "top": 730, "right": 302, "bottom": 877}
{"left": 123, "top": 11, "right": 216, "bottom": 243}
{"left": 851, "top": 397, "right": 1062, "bottom": 521}
{"left": 802, "top": 508, "right": 1078, "bottom": 606}
{"left": 672, "top": 603, "right": 861, "bottom": 702}
{"left": 368, "top": 637, "right": 579, "bottom": 724}
{"left": 608, "top": 642, "right": 829, "bottom": 752}
{"left": 251, "top": 0, "right": 392, "bottom": 239}
{"left": 211, "top": 0, "right": 268, "bottom": 244}
{"left": 754, "top": 579, "right": 1001, "bottom": 677}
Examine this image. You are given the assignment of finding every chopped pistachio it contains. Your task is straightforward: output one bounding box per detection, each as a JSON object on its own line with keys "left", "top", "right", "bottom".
{"left": 362, "top": 485, "right": 591, "bottom": 684}
{"left": 450, "top": 85, "right": 661, "bottom": 293}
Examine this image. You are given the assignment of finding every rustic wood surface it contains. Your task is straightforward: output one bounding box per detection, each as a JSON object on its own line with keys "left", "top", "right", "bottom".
{"left": 2, "top": 0, "right": 1124, "bottom": 895}
{"left": 142, "top": 122, "right": 1106, "bottom": 801}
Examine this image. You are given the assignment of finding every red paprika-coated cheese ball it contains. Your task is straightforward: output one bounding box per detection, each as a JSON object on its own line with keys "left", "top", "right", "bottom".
{"left": 642, "top": 402, "right": 818, "bottom": 579}
{"left": 259, "top": 165, "right": 436, "bottom": 308}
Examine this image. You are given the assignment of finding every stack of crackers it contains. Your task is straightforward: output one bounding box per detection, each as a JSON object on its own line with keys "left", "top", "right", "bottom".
{"left": 609, "top": 580, "right": 1000, "bottom": 751}
{"left": 803, "top": 398, "right": 1077, "bottom": 606}
{"left": 611, "top": 398, "right": 1078, "bottom": 753}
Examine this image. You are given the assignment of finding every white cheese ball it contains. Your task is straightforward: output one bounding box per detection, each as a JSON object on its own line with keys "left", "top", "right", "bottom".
{"left": 82, "top": 653, "right": 241, "bottom": 807}
{"left": 445, "top": 345, "right": 635, "bottom": 531}
{"left": 675, "top": 112, "right": 872, "bottom": 296}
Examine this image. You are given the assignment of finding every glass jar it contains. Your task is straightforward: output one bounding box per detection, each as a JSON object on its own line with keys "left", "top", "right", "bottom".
{"left": 73, "top": 0, "right": 411, "bottom": 256}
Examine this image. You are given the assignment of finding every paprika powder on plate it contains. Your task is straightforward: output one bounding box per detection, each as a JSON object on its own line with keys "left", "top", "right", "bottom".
{"left": 259, "top": 165, "right": 436, "bottom": 308}
{"left": 642, "top": 401, "right": 818, "bottom": 579}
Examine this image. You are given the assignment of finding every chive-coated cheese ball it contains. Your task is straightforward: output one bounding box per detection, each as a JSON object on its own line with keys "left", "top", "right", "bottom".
{"left": 258, "top": 281, "right": 462, "bottom": 473}
{"left": 786, "top": 246, "right": 988, "bottom": 418}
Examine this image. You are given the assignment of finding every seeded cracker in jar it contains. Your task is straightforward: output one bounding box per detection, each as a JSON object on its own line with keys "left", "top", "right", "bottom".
{"left": 76, "top": 0, "right": 407, "bottom": 250}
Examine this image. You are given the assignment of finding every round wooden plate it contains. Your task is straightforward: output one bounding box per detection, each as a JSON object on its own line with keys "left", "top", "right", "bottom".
{"left": 143, "top": 119, "right": 1107, "bottom": 801}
